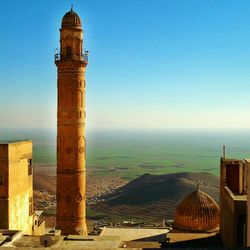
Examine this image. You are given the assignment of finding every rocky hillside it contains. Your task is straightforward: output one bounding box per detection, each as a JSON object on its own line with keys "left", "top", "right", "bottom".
{"left": 91, "top": 172, "right": 219, "bottom": 222}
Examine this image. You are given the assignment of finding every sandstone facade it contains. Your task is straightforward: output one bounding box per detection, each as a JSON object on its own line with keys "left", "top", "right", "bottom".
{"left": 0, "top": 140, "right": 33, "bottom": 234}
{"left": 55, "top": 8, "right": 88, "bottom": 235}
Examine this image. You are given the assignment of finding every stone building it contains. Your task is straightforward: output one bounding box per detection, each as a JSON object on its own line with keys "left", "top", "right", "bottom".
{"left": 173, "top": 186, "right": 220, "bottom": 232}
{"left": 55, "top": 7, "right": 88, "bottom": 235}
{"left": 0, "top": 140, "right": 44, "bottom": 235}
{"left": 246, "top": 159, "right": 250, "bottom": 247}
{"left": 220, "top": 157, "right": 247, "bottom": 247}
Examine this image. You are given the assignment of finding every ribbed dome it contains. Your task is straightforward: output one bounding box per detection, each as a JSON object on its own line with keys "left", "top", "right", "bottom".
{"left": 61, "top": 8, "right": 81, "bottom": 28}
{"left": 173, "top": 188, "right": 219, "bottom": 232}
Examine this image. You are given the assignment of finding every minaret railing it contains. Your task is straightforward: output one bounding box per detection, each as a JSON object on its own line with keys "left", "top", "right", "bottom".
{"left": 54, "top": 51, "right": 88, "bottom": 63}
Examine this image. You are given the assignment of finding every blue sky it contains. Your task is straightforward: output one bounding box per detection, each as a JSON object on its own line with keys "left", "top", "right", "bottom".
{"left": 1, "top": 0, "right": 250, "bottom": 130}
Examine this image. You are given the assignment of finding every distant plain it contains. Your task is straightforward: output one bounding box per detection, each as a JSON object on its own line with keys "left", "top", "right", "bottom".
{"left": 2, "top": 128, "right": 249, "bottom": 223}
{"left": 1, "top": 128, "right": 250, "bottom": 179}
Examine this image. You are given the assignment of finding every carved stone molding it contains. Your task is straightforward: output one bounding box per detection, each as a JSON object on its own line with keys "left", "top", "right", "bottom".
{"left": 75, "top": 189, "right": 83, "bottom": 204}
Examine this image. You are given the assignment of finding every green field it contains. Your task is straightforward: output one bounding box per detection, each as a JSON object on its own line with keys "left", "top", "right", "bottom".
{"left": 1, "top": 128, "right": 250, "bottom": 180}
{"left": 86, "top": 130, "right": 250, "bottom": 179}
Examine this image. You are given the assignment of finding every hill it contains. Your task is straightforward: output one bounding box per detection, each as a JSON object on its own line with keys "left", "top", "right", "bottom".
{"left": 33, "top": 165, "right": 219, "bottom": 223}
{"left": 90, "top": 172, "right": 219, "bottom": 222}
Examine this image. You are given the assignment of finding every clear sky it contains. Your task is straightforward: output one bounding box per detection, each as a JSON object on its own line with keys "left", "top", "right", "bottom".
{"left": 1, "top": 0, "right": 250, "bottom": 130}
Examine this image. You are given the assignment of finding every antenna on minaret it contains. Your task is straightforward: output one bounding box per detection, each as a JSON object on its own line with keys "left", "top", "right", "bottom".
{"left": 71, "top": 4, "right": 73, "bottom": 12}
{"left": 222, "top": 145, "right": 226, "bottom": 159}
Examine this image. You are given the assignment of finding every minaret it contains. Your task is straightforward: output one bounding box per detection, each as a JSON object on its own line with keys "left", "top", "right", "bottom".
{"left": 55, "top": 7, "right": 88, "bottom": 235}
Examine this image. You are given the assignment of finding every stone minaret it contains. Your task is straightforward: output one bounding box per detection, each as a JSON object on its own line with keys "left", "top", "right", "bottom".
{"left": 55, "top": 7, "right": 88, "bottom": 235}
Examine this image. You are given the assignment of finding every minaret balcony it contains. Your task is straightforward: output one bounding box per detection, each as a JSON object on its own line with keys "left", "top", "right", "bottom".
{"left": 54, "top": 51, "right": 88, "bottom": 63}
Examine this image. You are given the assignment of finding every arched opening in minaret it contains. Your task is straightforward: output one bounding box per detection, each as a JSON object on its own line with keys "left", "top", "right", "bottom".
{"left": 75, "top": 38, "right": 81, "bottom": 56}
{"left": 66, "top": 46, "right": 72, "bottom": 58}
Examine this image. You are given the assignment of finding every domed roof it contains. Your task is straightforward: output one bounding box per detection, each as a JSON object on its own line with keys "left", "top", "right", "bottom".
{"left": 173, "top": 187, "right": 219, "bottom": 232}
{"left": 61, "top": 7, "right": 81, "bottom": 28}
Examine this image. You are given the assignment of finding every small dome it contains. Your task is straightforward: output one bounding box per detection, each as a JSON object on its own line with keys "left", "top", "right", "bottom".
{"left": 173, "top": 187, "right": 219, "bottom": 232}
{"left": 61, "top": 8, "right": 81, "bottom": 28}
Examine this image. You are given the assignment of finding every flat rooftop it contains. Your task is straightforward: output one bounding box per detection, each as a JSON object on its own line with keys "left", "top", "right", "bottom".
{"left": 0, "top": 140, "right": 31, "bottom": 145}
{"left": 6, "top": 235, "right": 122, "bottom": 249}
{"left": 0, "top": 230, "right": 22, "bottom": 247}
{"left": 168, "top": 232, "right": 222, "bottom": 247}
{"left": 100, "top": 227, "right": 169, "bottom": 242}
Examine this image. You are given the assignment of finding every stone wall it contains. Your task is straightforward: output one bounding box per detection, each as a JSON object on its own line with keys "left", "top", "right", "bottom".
{"left": 0, "top": 141, "right": 33, "bottom": 234}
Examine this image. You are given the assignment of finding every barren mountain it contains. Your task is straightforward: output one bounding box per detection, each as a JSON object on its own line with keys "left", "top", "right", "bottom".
{"left": 91, "top": 172, "right": 219, "bottom": 222}
{"left": 33, "top": 165, "right": 219, "bottom": 223}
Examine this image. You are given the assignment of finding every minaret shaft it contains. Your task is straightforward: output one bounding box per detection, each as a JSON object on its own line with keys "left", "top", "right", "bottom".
{"left": 55, "top": 9, "right": 87, "bottom": 235}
